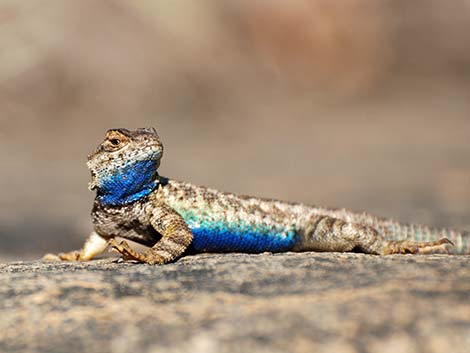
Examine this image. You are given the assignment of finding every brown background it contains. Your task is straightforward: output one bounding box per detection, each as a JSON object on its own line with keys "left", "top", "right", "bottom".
{"left": 0, "top": 0, "right": 469, "bottom": 260}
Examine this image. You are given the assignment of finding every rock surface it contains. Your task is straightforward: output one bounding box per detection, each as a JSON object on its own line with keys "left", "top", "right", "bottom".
{"left": 1, "top": 253, "right": 469, "bottom": 353}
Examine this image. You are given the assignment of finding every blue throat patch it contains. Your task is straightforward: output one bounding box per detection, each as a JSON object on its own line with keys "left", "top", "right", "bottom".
{"left": 96, "top": 160, "right": 159, "bottom": 206}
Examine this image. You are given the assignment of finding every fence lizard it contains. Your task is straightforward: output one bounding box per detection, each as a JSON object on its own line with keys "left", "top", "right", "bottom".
{"left": 44, "top": 128, "right": 469, "bottom": 264}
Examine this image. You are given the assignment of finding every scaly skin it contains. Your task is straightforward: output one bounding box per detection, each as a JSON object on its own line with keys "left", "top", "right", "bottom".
{"left": 44, "top": 128, "right": 469, "bottom": 265}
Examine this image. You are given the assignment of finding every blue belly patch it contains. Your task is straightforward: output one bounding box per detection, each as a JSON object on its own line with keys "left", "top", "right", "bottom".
{"left": 187, "top": 219, "right": 297, "bottom": 253}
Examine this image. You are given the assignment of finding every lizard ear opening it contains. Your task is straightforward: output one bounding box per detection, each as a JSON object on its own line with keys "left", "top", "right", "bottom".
{"left": 136, "top": 127, "right": 158, "bottom": 136}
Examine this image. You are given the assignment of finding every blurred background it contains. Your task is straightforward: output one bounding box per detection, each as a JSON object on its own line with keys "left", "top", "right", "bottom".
{"left": 0, "top": 0, "right": 469, "bottom": 260}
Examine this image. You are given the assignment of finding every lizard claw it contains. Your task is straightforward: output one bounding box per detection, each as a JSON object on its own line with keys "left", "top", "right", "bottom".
{"left": 416, "top": 238, "right": 455, "bottom": 254}
{"left": 384, "top": 238, "right": 455, "bottom": 255}
{"left": 108, "top": 239, "right": 165, "bottom": 264}
{"left": 108, "top": 239, "right": 144, "bottom": 262}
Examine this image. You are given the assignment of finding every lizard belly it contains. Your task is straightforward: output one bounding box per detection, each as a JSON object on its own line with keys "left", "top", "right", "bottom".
{"left": 183, "top": 214, "right": 298, "bottom": 253}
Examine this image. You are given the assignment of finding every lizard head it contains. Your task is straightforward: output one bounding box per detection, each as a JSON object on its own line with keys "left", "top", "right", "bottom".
{"left": 87, "top": 128, "right": 164, "bottom": 205}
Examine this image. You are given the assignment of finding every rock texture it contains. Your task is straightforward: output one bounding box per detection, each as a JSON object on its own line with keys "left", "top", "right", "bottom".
{"left": 1, "top": 253, "right": 469, "bottom": 353}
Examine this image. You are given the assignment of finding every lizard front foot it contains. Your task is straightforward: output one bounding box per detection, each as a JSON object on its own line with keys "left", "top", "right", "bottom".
{"left": 43, "top": 251, "right": 81, "bottom": 262}
{"left": 383, "top": 238, "right": 454, "bottom": 255}
{"left": 109, "top": 239, "right": 165, "bottom": 265}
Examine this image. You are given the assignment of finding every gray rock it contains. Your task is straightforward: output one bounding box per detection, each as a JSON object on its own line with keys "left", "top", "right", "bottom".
{"left": 1, "top": 253, "right": 469, "bottom": 353}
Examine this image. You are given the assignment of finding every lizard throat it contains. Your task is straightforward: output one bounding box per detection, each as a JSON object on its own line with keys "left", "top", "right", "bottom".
{"left": 94, "top": 159, "right": 159, "bottom": 206}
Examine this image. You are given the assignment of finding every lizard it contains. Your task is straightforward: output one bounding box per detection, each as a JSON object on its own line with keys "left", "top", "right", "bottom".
{"left": 44, "top": 128, "right": 470, "bottom": 265}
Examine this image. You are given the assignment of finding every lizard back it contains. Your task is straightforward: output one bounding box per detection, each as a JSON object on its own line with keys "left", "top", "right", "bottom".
{"left": 155, "top": 179, "right": 470, "bottom": 254}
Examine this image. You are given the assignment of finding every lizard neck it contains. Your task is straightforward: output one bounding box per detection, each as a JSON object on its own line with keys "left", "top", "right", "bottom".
{"left": 95, "top": 159, "right": 159, "bottom": 206}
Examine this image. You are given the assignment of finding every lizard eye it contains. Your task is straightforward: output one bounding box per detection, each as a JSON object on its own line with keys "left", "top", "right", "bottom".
{"left": 103, "top": 130, "right": 129, "bottom": 152}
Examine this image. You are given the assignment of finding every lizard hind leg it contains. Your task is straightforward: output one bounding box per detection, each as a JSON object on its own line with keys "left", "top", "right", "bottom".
{"left": 296, "top": 215, "right": 385, "bottom": 253}
{"left": 297, "top": 215, "right": 454, "bottom": 255}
